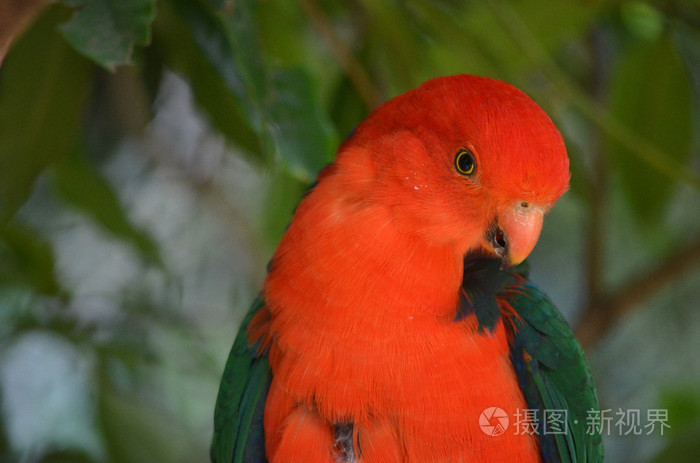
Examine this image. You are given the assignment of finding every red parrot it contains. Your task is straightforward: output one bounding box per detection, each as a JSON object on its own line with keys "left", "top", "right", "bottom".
{"left": 211, "top": 75, "right": 602, "bottom": 462}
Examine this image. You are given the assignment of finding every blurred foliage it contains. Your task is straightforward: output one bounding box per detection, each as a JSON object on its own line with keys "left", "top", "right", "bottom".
{"left": 648, "top": 385, "right": 700, "bottom": 462}
{"left": 0, "top": 0, "right": 699, "bottom": 462}
{"left": 608, "top": 33, "right": 692, "bottom": 225}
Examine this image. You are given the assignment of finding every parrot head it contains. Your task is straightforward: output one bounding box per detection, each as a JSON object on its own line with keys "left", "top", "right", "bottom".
{"left": 333, "top": 74, "right": 570, "bottom": 268}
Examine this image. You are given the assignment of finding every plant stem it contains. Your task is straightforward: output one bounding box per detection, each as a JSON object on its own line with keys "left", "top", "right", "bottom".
{"left": 299, "top": 0, "right": 383, "bottom": 109}
{"left": 0, "top": 0, "right": 48, "bottom": 67}
{"left": 577, "top": 235, "right": 700, "bottom": 347}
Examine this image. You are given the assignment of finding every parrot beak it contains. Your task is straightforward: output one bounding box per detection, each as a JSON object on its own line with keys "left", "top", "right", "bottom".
{"left": 488, "top": 203, "right": 544, "bottom": 269}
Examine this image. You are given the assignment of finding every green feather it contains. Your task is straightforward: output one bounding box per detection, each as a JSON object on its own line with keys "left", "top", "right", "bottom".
{"left": 214, "top": 259, "right": 603, "bottom": 463}
{"left": 211, "top": 296, "right": 270, "bottom": 463}
{"left": 505, "top": 271, "right": 603, "bottom": 463}
{"left": 460, "top": 258, "right": 602, "bottom": 461}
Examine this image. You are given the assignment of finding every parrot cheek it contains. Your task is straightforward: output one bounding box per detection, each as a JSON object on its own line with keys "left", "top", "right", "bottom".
{"left": 490, "top": 204, "right": 544, "bottom": 268}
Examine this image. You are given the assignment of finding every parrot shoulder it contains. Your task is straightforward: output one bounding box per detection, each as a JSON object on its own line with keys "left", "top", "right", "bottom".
{"left": 460, "top": 258, "right": 603, "bottom": 463}
{"left": 503, "top": 265, "right": 604, "bottom": 463}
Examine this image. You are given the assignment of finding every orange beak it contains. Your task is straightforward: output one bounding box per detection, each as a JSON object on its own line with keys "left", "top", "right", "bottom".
{"left": 489, "top": 204, "right": 544, "bottom": 269}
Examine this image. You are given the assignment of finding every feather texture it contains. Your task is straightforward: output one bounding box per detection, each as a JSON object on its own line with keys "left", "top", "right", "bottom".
{"left": 459, "top": 258, "right": 604, "bottom": 462}
{"left": 211, "top": 259, "right": 603, "bottom": 462}
{"left": 210, "top": 75, "right": 600, "bottom": 462}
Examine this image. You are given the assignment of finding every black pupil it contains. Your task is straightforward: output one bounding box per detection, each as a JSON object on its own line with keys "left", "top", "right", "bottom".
{"left": 458, "top": 151, "right": 473, "bottom": 173}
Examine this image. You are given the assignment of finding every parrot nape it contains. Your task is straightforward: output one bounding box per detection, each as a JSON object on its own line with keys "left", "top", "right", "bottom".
{"left": 211, "top": 75, "right": 603, "bottom": 463}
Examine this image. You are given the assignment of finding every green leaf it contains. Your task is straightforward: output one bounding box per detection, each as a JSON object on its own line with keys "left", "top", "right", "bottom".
{"left": 407, "top": 0, "right": 598, "bottom": 80}
{"left": 660, "top": 384, "right": 700, "bottom": 433}
{"left": 361, "top": 0, "right": 426, "bottom": 93}
{"left": 257, "top": 0, "right": 309, "bottom": 68}
{"left": 168, "top": 0, "right": 266, "bottom": 117}
{"left": 59, "top": 0, "right": 156, "bottom": 70}
{"left": 263, "top": 168, "right": 309, "bottom": 247}
{"left": 649, "top": 419, "right": 700, "bottom": 463}
{"left": 60, "top": 0, "right": 89, "bottom": 7}
{"left": 0, "top": 405, "right": 10, "bottom": 461}
{"left": 202, "top": 0, "right": 230, "bottom": 11}
{"left": 406, "top": 1, "right": 501, "bottom": 80}
{"left": 0, "top": 6, "right": 91, "bottom": 221}
{"left": 52, "top": 150, "right": 161, "bottom": 262}
{"left": 37, "top": 449, "right": 96, "bottom": 463}
{"left": 621, "top": 1, "right": 664, "bottom": 41}
{"left": 508, "top": 0, "right": 599, "bottom": 53}
{"left": 152, "top": 2, "right": 262, "bottom": 159}
{"left": 0, "top": 226, "right": 60, "bottom": 295}
{"left": 98, "top": 384, "right": 205, "bottom": 463}
{"left": 329, "top": 75, "right": 371, "bottom": 142}
{"left": 608, "top": 34, "right": 693, "bottom": 225}
{"left": 265, "top": 68, "right": 337, "bottom": 181}
{"left": 170, "top": 0, "right": 337, "bottom": 180}
{"left": 167, "top": 0, "right": 271, "bottom": 166}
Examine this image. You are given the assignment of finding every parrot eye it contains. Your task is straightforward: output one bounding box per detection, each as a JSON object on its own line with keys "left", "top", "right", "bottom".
{"left": 455, "top": 149, "right": 476, "bottom": 176}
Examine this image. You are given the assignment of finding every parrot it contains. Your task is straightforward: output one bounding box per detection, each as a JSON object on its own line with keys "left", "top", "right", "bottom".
{"left": 211, "top": 74, "right": 603, "bottom": 463}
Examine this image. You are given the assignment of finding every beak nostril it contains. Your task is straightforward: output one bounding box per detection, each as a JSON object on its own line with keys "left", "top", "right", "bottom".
{"left": 494, "top": 231, "right": 507, "bottom": 249}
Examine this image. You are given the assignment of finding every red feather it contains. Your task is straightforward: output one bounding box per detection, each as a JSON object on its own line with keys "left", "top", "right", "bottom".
{"left": 249, "top": 75, "right": 569, "bottom": 462}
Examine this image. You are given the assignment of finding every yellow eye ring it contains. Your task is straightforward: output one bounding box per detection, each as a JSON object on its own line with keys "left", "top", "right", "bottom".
{"left": 455, "top": 148, "right": 476, "bottom": 176}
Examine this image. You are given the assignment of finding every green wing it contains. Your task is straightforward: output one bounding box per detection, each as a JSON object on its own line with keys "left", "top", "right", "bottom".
{"left": 505, "top": 276, "right": 604, "bottom": 463}
{"left": 211, "top": 296, "right": 271, "bottom": 463}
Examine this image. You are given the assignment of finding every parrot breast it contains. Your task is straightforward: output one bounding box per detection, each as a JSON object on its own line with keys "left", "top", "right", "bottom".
{"left": 252, "top": 170, "right": 541, "bottom": 462}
